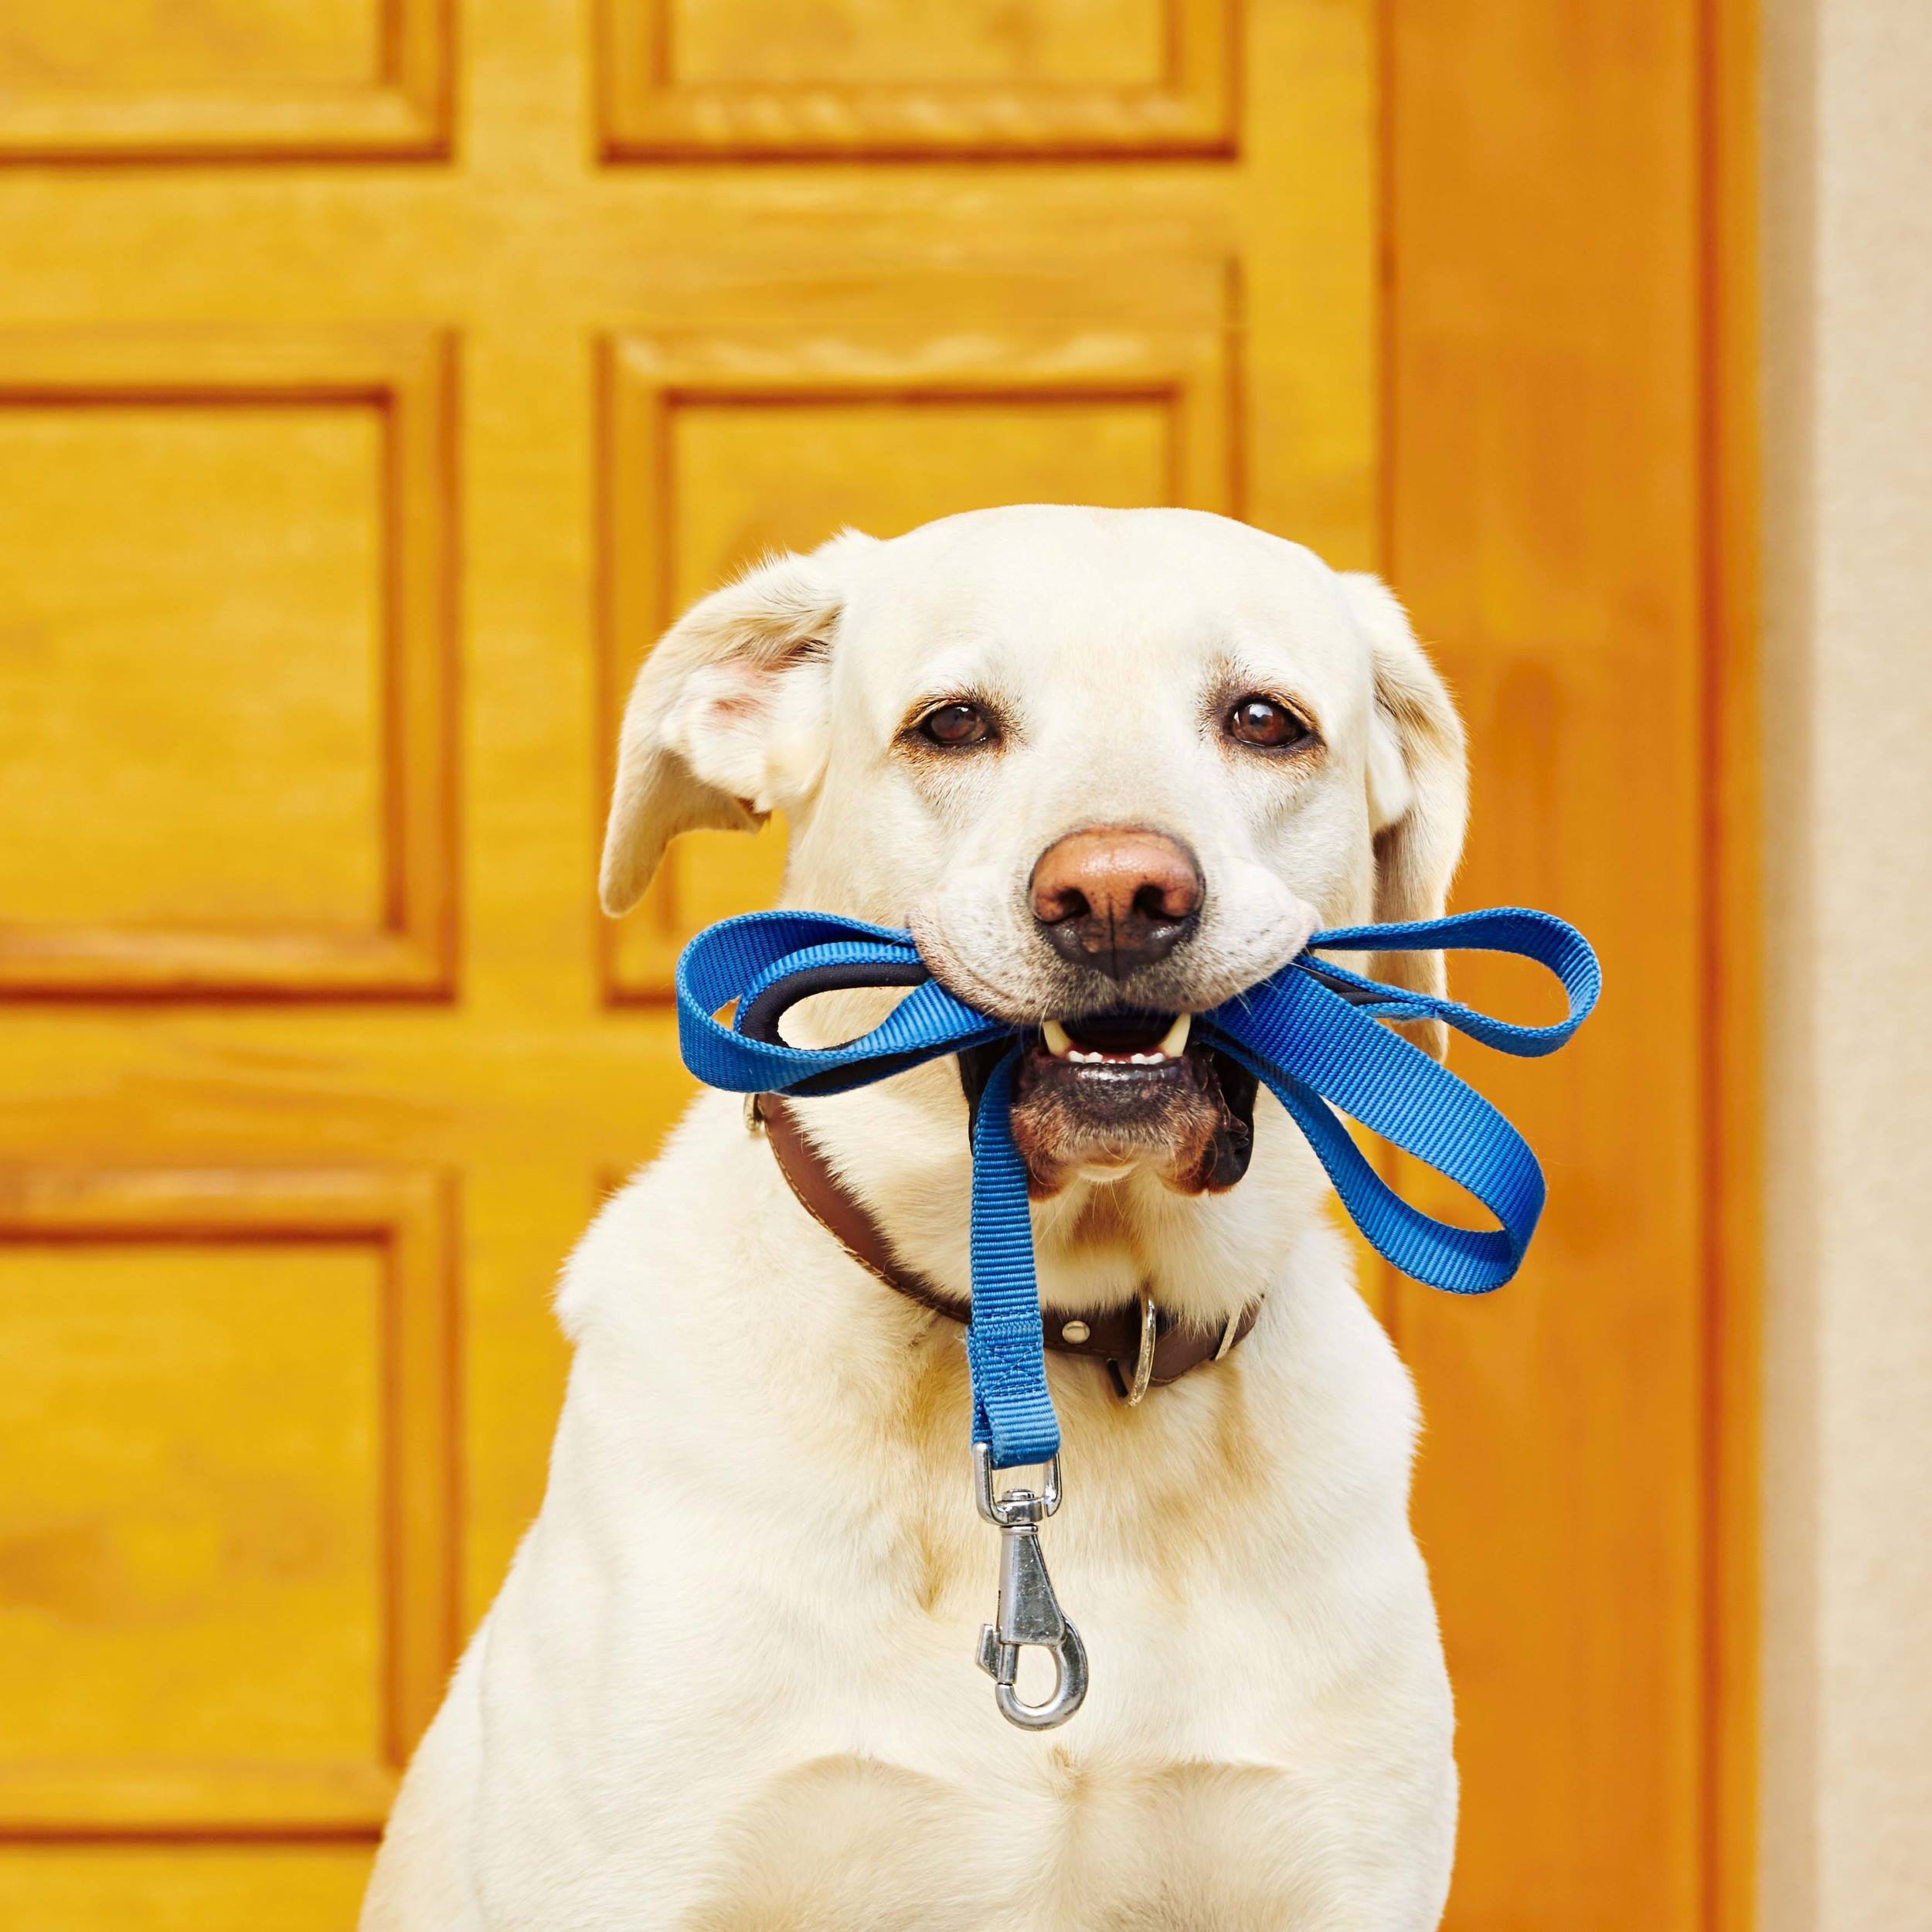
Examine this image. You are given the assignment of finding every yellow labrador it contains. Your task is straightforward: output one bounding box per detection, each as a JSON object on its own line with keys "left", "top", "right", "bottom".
{"left": 364, "top": 506, "right": 1467, "bottom": 1930}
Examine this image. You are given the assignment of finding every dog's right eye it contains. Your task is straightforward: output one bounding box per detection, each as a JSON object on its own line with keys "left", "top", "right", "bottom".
{"left": 917, "top": 702, "right": 996, "bottom": 749}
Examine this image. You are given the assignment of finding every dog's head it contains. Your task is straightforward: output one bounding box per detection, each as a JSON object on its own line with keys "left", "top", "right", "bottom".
{"left": 602, "top": 506, "right": 1466, "bottom": 1199}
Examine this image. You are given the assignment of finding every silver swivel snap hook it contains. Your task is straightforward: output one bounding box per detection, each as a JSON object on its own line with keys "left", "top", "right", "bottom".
{"left": 971, "top": 1442, "right": 1089, "bottom": 1730}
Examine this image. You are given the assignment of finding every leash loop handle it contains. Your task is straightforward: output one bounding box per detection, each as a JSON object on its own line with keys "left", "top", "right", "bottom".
{"left": 1299, "top": 906, "right": 1601, "bottom": 1056}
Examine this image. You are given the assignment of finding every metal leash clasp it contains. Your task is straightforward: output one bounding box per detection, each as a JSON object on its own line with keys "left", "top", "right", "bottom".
{"left": 971, "top": 1442, "right": 1089, "bottom": 1730}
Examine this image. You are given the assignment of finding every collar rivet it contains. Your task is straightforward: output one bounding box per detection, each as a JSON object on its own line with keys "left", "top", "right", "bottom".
{"left": 1060, "top": 1320, "right": 1091, "bottom": 1345}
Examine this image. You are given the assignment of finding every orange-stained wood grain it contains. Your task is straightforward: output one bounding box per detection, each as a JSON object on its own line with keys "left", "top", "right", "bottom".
{"left": 0, "top": 0, "right": 1748, "bottom": 1923}
{"left": 0, "top": 5, "right": 1371, "bottom": 1911}
{"left": 1702, "top": 2, "right": 1763, "bottom": 1927}
{"left": 598, "top": 0, "right": 1236, "bottom": 156}
{"left": 0, "top": 330, "right": 456, "bottom": 999}
{"left": 1384, "top": 1, "right": 1747, "bottom": 1927}
{"left": 0, "top": 0, "right": 449, "bottom": 160}
{"left": 0, "top": 1168, "right": 456, "bottom": 1835}
{"left": 0, "top": 1844, "right": 373, "bottom": 1932}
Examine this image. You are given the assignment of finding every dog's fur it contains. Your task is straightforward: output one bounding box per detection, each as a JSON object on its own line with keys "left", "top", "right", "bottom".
{"left": 362, "top": 506, "right": 1468, "bottom": 1930}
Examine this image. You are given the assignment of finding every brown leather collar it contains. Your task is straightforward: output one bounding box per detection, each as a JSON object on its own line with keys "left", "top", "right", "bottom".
{"left": 750, "top": 1094, "right": 1260, "bottom": 1402}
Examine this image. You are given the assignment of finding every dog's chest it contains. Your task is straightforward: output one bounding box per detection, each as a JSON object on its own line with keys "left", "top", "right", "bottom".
{"left": 484, "top": 1437, "right": 1426, "bottom": 1930}
{"left": 489, "top": 1171, "right": 1451, "bottom": 1927}
{"left": 672, "top": 1743, "right": 1345, "bottom": 1930}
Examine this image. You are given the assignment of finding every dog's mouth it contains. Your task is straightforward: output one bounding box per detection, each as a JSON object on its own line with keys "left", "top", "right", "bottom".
{"left": 962, "top": 1011, "right": 1260, "bottom": 1198}
{"left": 1038, "top": 1009, "right": 1193, "bottom": 1066}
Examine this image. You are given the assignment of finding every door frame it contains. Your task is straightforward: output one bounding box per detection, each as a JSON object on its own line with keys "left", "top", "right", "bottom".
{"left": 1702, "top": 2, "right": 1762, "bottom": 1927}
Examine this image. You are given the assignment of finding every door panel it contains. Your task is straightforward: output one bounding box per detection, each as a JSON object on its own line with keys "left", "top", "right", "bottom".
{"left": 0, "top": 0, "right": 448, "bottom": 160}
{"left": 598, "top": 0, "right": 1235, "bottom": 155}
{"left": 600, "top": 274, "right": 1235, "bottom": 994}
{"left": 0, "top": 330, "right": 455, "bottom": 998}
{"left": 0, "top": 1170, "right": 454, "bottom": 1838}
{"left": 0, "top": 1, "right": 1729, "bottom": 1925}
{"left": 0, "top": 0, "right": 383, "bottom": 94}
{"left": 0, "top": 1845, "right": 374, "bottom": 1931}
{"left": 0, "top": 400, "right": 383, "bottom": 931}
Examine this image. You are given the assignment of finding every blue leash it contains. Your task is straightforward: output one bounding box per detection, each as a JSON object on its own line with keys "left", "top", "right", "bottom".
{"left": 677, "top": 906, "right": 1600, "bottom": 1471}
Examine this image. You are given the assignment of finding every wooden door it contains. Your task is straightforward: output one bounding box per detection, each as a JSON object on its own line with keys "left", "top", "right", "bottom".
{"left": 0, "top": 2, "right": 1743, "bottom": 1927}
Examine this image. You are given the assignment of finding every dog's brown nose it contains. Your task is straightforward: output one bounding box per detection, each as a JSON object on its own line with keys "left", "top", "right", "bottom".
{"left": 1029, "top": 827, "right": 1203, "bottom": 981}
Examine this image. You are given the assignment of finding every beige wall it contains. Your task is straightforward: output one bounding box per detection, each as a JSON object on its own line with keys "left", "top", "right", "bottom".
{"left": 1760, "top": 2, "right": 1932, "bottom": 1927}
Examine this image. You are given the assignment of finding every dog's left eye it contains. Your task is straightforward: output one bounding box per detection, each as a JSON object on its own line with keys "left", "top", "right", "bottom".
{"left": 1226, "top": 695, "right": 1315, "bottom": 750}
{"left": 917, "top": 702, "right": 996, "bottom": 749}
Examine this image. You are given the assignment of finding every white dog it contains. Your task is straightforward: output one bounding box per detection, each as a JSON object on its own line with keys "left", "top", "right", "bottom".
{"left": 362, "top": 506, "right": 1468, "bottom": 1930}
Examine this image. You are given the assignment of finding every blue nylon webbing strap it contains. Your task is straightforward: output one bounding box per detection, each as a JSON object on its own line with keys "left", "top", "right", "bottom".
{"left": 676, "top": 906, "right": 1600, "bottom": 1468}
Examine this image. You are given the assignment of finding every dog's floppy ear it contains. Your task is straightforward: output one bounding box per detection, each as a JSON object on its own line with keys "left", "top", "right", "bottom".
{"left": 600, "top": 543, "right": 857, "bottom": 916}
{"left": 1339, "top": 573, "right": 1469, "bottom": 1061}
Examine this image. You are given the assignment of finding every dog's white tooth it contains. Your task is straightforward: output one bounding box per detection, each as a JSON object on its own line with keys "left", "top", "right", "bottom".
{"left": 1043, "top": 1019, "right": 1073, "bottom": 1060}
{"left": 1070, "top": 1049, "right": 1100, "bottom": 1063}
{"left": 1158, "top": 1013, "right": 1192, "bottom": 1059}
{"left": 1130, "top": 1052, "right": 1156, "bottom": 1065}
